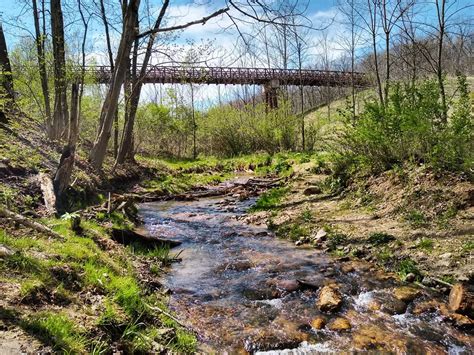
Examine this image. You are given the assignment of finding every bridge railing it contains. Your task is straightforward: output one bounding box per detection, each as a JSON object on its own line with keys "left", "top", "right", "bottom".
{"left": 85, "top": 65, "right": 369, "bottom": 87}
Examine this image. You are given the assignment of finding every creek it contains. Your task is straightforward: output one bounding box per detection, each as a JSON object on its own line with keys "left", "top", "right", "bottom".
{"left": 139, "top": 178, "right": 473, "bottom": 354}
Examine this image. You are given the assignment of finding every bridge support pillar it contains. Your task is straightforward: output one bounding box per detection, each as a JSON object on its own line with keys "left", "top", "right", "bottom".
{"left": 264, "top": 79, "right": 280, "bottom": 111}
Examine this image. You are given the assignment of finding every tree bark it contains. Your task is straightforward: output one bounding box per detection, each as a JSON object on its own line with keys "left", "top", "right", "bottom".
{"left": 32, "top": 0, "right": 51, "bottom": 131}
{"left": 98, "top": 0, "right": 119, "bottom": 157}
{"left": 436, "top": 0, "right": 448, "bottom": 124}
{"left": 115, "top": 0, "right": 170, "bottom": 165}
{"left": 50, "top": 0, "right": 69, "bottom": 140}
{"left": 0, "top": 21, "right": 14, "bottom": 123}
{"left": 89, "top": 0, "right": 140, "bottom": 170}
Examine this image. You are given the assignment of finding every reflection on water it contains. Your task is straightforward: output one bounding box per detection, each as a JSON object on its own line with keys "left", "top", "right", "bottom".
{"left": 139, "top": 197, "right": 473, "bottom": 354}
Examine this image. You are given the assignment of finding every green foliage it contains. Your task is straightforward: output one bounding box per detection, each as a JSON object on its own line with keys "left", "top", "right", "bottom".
{"left": 249, "top": 187, "right": 289, "bottom": 212}
{"left": 367, "top": 232, "right": 396, "bottom": 246}
{"left": 462, "top": 241, "right": 474, "bottom": 252}
{"left": 335, "top": 77, "right": 473, "bottom": 178}
{"left": 397, "top": 258, "right": 421, "bottom": 281}
{"left": 301, "top": 208, "right": 312, "bottom": 222}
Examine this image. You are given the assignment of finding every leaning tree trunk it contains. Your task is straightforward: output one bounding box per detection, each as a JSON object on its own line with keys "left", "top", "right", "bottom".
{"left": 89, "top": 0, "right": 140, "bottom": 170}
{"left": 0, "top": 21, "right": 14, "bottom": 123}
{"left": 115, "top": 0, "right": 169, "bottom": 166}
{"left": 52, "top": 0, "right": 87, "bottom": 213}
{"left": 50, "top": 0, "right": 69, "bottom": 140}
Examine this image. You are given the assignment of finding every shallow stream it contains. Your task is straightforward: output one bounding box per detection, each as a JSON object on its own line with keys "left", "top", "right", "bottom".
{"left": 139, "top": 182, "right": 473, "bottom": 354}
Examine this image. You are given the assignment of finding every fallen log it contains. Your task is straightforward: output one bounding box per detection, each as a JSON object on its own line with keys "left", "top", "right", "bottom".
{"left": 0, "top": 206, "right": 63, "bottom": 240}
{"left": 38, "top": 173, "right": 56, "bottom": 215}
{"left": 449, "top": 283, "right": 474, "bottom": 317}
{"left": 110, "top": 228, "right": 181, "bottom": 248}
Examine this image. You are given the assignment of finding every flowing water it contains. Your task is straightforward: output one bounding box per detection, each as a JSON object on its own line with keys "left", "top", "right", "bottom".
{"left": 139, "top": 183, "right": 473, "bottom": 354}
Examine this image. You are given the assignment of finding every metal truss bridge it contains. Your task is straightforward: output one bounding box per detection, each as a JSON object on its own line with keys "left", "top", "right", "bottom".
{"left": 87, "top": 65, "right": 370, "bottom": 108}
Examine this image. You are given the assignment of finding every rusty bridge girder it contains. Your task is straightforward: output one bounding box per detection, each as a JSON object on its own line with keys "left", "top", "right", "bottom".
{"left": 85, "top": 65, "right": 370, "bottom": 88}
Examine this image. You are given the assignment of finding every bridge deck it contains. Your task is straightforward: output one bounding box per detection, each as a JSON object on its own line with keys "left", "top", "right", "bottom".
{"left": 87, "top": 66, "right": 369, "bottom": 87}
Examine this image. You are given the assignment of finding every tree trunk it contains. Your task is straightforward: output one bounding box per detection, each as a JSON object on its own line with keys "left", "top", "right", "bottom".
{"left": 50, "top": 0, "right": 69, "bottom": 140}
{"left": 436, "top": 0, "right": 448, "bottom": 124}
{"left": 98, "top": 0, "right": 119, "bottom": 158}
{"left": 89, "top": 0, "right": 140, "bottom": 170}
{"left": 0, "top": 21, "right": 14, "bottom": 123}
{"left": 32, "top": 0, "right": 51, "bottom": 131}
{"left": 115, "top": 0, "right": 170, "bottom": 166}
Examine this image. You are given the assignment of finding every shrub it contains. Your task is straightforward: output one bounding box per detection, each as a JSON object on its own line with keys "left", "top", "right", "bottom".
{"left": 335, "top": 76, "right": 473, "bottom": 178}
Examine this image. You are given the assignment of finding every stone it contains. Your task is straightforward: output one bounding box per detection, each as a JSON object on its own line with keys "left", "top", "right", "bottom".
{"left": 275, "top": 279, "right": 301, "bottom": 293}
{"left": 404, "top": 273, "right": 417, "bottom": 282}
{"left": 0, "top": 244, "right": 14, "bottom": 257}
{"left": 303, "top": 186, "right": 322, "bottom": 195}
{"left": 421, "top": 276, "right": 435, "bottom": 287}
{"left": 341, "top": 263, "right": 355, "bottom": 273}
{"left": 310, "top": 316, "right": 326, "bottom": 330}
{"left": 327, "top": 317, "right": 351, "bottom": 331}
{"left": 317, "top": 285, "right": 343, "bottom": 312}
{"left": 393, "top": 286, "right": 421, "bottom": 303}
{"left": 353, "top": 325, "right": 407, "bottom": 352}
{"left": 311, "top": 229, "right": 327, "bottom": 243}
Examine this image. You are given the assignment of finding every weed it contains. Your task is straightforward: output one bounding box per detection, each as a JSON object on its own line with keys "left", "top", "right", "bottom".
{"left": 376, "top": 248, "right": 394, "bottom": 263}
{"left": 326, "top": 233, "right": 348, "bottom": 251}
{"left": 301, "top": 208, "right": 312, "bottom": 222}
{"left": 397, "top": 258, "right": 421, "bottom": 281}
{"left": 417, "top": 238, "right": 434, "bottom": 251}
{"left": 367, "top": 232, "right": 396, "bottom": 246}
{"left": 462, "top": 241, "right": 474, "bottom": 252}
{"left": 405, "top": 209, "right": 428, "bottom": 228}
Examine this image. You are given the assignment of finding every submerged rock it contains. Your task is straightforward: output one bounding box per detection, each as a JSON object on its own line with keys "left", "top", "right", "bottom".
{"left": 327, "top": 317, "right": 351, "bottom": 331}
{"left": 393, "top": 286, "right": 421, "bottom": 303}
{"left": 310, "top": 316, "right": 326, "bottom": 330}
{"left": 317, "top": 285, "right": 343, "bottom": 312}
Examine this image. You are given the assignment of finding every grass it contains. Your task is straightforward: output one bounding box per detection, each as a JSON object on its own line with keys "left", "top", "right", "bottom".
{"left": 367, "top": 232, "right": 396, "bottom": 246}
{"left": 23, "top": 312, "right": 87, "bottom": 353}
{"left": 404, "top": 209, "right": 428, "bottom": 228}
{"left": 249, "top": 187, "right": 289, "bottom": 212}
{"left": 417, "top": 238, "right": 434, "bottom": 251}
{"left": 0, "top": 217, "right": 195, "bottom": 353}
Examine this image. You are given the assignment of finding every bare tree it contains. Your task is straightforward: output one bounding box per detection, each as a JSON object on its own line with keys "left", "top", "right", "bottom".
{"left": 32, "top": 0, "right": 51, "bottom": 130}
{"left": 53, "top": 0, "right": 89, "bottom": 212}
{"left": 50, "top": 0, "right": 69, "bottom": 140}
{"left": 379, "top": 0, "right": 414, "bottom": 104}
{"left": 89, "top": 0, "right": 141, "bottom": 169}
